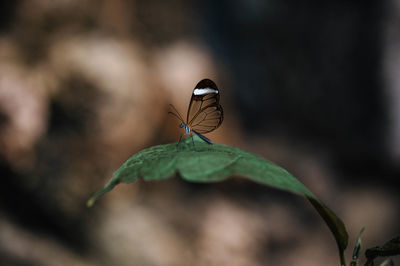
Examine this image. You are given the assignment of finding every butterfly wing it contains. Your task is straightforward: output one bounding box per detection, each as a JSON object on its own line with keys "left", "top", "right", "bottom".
{"left": 187, "top": 79, "right": 223, "bottom": 134}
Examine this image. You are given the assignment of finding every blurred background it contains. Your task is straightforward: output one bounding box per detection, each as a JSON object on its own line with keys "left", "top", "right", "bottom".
{"left": 0, "top": 0, "right": 399, "bottom": 265}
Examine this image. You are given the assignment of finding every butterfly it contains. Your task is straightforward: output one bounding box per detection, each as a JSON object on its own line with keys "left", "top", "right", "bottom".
{"left": 169, "top": 79, "right": 224, "bottom": 145}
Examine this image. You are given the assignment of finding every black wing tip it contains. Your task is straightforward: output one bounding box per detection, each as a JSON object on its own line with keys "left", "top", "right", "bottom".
{"left": 196, "top": 78, "right": 218, "bottom": 89}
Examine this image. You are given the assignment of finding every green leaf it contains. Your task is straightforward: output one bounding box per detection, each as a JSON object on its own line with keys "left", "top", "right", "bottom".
{"left": 307, "top": 197, "right": 348, "bottom": 266}
{"left": 365, "top": 236, "right": 400, "bottom": 266}
{"left": 87, "top": 137, "right": 348, "bottom": 265}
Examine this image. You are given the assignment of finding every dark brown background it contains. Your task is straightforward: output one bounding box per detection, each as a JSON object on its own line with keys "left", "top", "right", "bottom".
{"left": 0, "top": 1, "right": 399, "bottom": 265}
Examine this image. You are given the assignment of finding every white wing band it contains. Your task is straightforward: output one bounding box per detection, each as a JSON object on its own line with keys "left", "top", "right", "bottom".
{"left": 193, "top": 88, "right": 218, "bottom": 95}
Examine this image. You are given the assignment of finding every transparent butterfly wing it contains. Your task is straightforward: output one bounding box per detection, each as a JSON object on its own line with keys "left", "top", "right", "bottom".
{"left": 187, "top": 79, "right": 224, "bottom": 134}
{"left": 189, "top": 104, "right": 223, "bottom": 134}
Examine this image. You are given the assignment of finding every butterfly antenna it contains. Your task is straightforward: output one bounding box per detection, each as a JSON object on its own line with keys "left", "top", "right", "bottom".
{"left": 168, "top": 104, "right": 184, "bottom": 122}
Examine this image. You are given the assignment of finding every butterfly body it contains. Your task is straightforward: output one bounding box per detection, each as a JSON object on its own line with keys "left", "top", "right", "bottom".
{"left": 169, "top": 79, "right": 223, "bottom": 145}
{"left": 181, "top": 122, "right": 191, "bottom": 135}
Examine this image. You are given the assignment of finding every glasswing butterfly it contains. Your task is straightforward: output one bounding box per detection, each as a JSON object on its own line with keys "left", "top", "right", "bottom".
{"left": 169, "top": 79, "right": 224, "bottom": 145}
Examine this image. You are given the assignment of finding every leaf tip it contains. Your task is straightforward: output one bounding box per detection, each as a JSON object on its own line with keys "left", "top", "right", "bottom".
{"left": 86, "top": 178, "right": 120, "bottom": 208}
{"left": 86, "top": 198, "right": 96, "bottom": 207}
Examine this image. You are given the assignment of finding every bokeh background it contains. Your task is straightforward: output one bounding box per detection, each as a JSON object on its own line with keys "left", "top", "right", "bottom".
{"left": 1, "top": 1, "right": 399, "bottom": 265}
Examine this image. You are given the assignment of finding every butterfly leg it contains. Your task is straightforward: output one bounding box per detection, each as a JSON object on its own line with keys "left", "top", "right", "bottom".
{"left": 191, "top": 134, "right": 196, "bottom": 150}
{"left": 176, "top": 133, "right": 185, "bottom": 150}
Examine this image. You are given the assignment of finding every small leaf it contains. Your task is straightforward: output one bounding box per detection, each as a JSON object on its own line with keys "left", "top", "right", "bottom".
{"left": 87, "top": 137, "right": 348, "bottom": 265}
{"left": 365, "top": 236, "right": 400, "bottom": 266}
{"left": 350, "top": 227, "right": 365, "bottom": 266}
